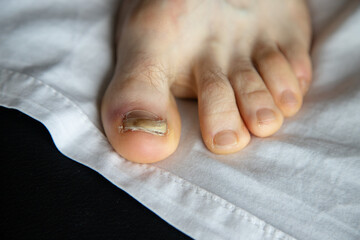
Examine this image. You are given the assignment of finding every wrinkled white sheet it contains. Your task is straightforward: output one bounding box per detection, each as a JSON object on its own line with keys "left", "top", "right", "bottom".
{"left": 0, "top": 0, "right": 359, "bottom": 239}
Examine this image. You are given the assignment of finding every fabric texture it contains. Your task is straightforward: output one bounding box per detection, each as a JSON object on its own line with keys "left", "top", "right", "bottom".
{"left": 0, "top": 0, "right": 359, "bottom": 239}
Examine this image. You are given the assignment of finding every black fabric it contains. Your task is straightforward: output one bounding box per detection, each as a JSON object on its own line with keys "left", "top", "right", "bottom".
{"left": 0, "top": 106, "right": 192, "bottom": 240}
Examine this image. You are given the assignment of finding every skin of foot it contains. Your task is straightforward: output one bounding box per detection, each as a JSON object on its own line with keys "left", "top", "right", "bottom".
{"left": 101, "top": 0, "right": 312, "bottom": 163}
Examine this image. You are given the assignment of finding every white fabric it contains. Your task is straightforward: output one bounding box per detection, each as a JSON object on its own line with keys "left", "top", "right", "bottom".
{"left": 1, "top": 0, "right": 359, "bottom": 239}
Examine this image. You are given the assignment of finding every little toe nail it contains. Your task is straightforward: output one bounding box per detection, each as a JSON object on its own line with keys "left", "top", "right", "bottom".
{"left": 213, "top": 130, "right": 238, "bottom": 148}
{"left": 300, "top": 78, "right": 308, "bottom": 92}
{"left": 119, "top": 110, "right": 167, "bottom": 136}
{"left": 256, "top": 108, "right": 276, "bottom": 125}
{"left": 281, "top": 90, "right": 298, "bottom": 106}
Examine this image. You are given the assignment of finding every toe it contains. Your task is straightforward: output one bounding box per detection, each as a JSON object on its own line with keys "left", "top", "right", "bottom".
{"left": 279, "top": 41, "right": 312, "bottom": 95}
{"left": 253, "top": 43, "right": 303, "bottom": 117}
{"left": 195, "top": 55, "right": 250, "bottom": 154}
{"left": 101, "top": 58, "right": 181, "bottom": 163}
{"left": 229, "top": 58, "right": 283, "bottom": 137}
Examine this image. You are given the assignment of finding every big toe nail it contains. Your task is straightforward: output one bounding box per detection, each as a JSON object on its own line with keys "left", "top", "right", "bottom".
{"left": 102, "top": 76, "right": 181, "bottom": 163}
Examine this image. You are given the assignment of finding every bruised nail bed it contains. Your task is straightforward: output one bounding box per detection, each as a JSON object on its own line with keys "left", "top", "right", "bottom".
{"left": 118, "top": 110, "right": 167, "bottom": 136}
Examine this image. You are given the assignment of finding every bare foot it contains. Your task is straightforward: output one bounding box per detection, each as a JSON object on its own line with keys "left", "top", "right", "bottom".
{"left": 101, "top": 0, "right": 312, "bottom": 163}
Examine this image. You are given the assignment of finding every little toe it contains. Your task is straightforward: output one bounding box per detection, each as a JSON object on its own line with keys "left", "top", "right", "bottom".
{"left": 195, "top": 56, "right": 250, "bottom": 154}
{"left": 279, "top": 41, "right": 312, "bottom": 95}
{"left": 101, "top": 59, "right": 181, "bottom": 163}
{"left": 229, "top": 59, "right": 283, "bottom": 137}
{"left": 253, "top": 43, "right": 303, "bottom": 117}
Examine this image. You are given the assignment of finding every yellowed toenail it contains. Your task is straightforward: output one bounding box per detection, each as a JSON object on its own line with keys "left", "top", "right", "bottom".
{"left": 119, "top": 110, "right": 167, "bottom": 136}
{"left": 213, "top": 130, "right": 238, "bottom": 148}
{"left": 281, "top": 90, "right": 298, "bottom": 106}
{"left": 256, "top": 108, "right": 276, "bottom": 125}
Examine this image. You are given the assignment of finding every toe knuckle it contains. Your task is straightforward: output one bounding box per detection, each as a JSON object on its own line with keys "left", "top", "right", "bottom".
{"left": 259, "top": 51, "right": 285, "bottom": 66}
{"left": 202, "top": 79, "right": 228, "bottom": 97}
{"left": 232, "top": 69, "right": 256, "bottom": 82}
{"left": 200, "top": 71, "right": 230, "bottom": 98}
{"left": 240, "top": 70, "right": 259, "bottom": 85}
{"left": 198, "top": 71, "right": 238, "bottom": 117}
{"left": 202, "top": 103, "right": 239, "bottom": 117}
{"left": 231, "top": 70, "right": 267, "bottom": 97}
{"left": 242, "top": 89, "right": 269, "bottom": 101}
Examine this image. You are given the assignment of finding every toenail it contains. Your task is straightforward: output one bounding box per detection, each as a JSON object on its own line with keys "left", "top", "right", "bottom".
{"left": 119, "top": 110, "right": 167, "bottom": 136}
{"left": 281, "top": 90, "right": 298, "bottom": 106}
{"left": 256, "top": 108, "right": 276, "bottom": 125}
{"left": 299, "top": 78, "right": 308, "bottom": 93}
{"left": 213, "top": 130, "right": 238, "bottom": 148}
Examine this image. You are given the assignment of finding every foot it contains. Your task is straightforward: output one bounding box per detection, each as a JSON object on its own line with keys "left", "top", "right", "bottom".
{"left": 101, "top": 0, "right": 312, "bottom": 163}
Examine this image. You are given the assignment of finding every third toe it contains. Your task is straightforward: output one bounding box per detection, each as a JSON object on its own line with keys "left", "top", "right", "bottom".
{"left": 253, "top": 45, "right": 303, "bottom": 117}
{"left": 229, "top": 63, "right": 284, "bottom": 137}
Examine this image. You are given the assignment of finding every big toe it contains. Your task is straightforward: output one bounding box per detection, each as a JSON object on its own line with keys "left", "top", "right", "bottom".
{"left": 101, "top": 65, "right": 181, "bottom": 163}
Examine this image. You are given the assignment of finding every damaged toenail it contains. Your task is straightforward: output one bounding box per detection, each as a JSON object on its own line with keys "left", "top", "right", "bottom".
{"left": 281, "top": 90, "right": 298, "bottom": 106}
{"left": 256, "top": 108, "right": 276, "bottom": 125}
{"left": 119, "top": 110, "right": 167, "bottom": 136}
{"left": 213, "top": 130, "right": 238, "bottom": 148}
